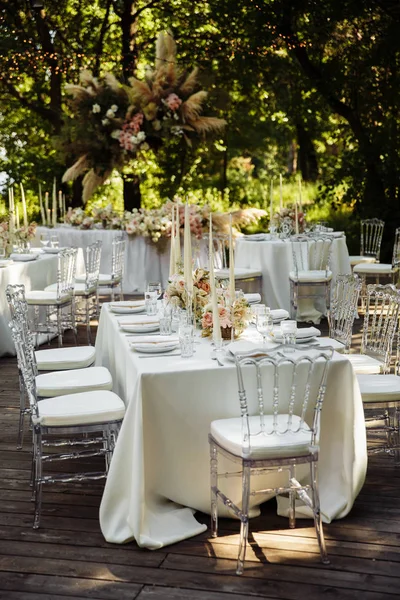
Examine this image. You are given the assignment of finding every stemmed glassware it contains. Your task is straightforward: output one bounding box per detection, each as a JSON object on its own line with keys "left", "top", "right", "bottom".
{"left": 256, "top": 307, "right": 273, "bottom": 344}
{"left": 147, "top": 281, "right": 162, "bottom": 299}
{"left": 40, "top": 233, "right": 50, "bottom": 247}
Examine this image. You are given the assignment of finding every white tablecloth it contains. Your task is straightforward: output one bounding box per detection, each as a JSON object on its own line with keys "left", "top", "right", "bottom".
{"left": 0, "top": 254, "right": 58, "bottom": 356}
{"left": 235, "top": 236, "right": 351, "bottom": 319}
{"left": 96, "top": 305, "right": 367, "bottom": 549}
{"left": 35, "top": 227, "right": 182, "bottom": 294}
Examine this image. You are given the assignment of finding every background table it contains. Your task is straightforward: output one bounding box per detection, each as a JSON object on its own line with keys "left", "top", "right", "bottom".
{"left": 96, "top": 305, "right": 367, "bottom": 549}
{"left": 0, "top": 254, "right": 58, "bottom": 356}
{"left": 235, "top": 235, "right": 351, "bottom": 319}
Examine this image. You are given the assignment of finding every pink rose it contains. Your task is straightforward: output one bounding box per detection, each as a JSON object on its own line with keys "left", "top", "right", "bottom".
{"left": 165, "top": 93, "right": 182, "bottom": 111}
{"left": 202, "top": 312, "right": 213, "bottom": 329}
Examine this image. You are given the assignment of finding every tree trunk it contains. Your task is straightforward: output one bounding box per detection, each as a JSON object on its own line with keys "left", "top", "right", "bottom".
{"left": 123, "top": 174, "right": 142, "bottom": 211}
{"left": 71, "top": 177, "right": 84, "bottom": 208}
{"left": 295, "top": 123, "right": 318, "bottom": 181}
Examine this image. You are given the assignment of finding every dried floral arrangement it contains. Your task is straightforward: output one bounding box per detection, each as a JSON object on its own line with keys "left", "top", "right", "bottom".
{"left": 62, "top": 32, "right": 226, "bottom": 201}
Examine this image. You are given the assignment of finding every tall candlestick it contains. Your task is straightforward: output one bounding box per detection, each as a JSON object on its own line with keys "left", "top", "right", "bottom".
{"left": 169, "top": 205, "right": 176, "bottom": 278}
{"left": 270, "top": 179, "right": 273, "bottom": 223}
{"left": 52, "top": 178, "right": 57, "bottom": 227}
{"left": 229, "top": 214, "right": 235, "bottom": 307}
{"left": 20, "top": 183, "right": 28, "bottom": 228}
{"left": 39, "top": 183, "right": 46, "bottom": 225}
{"left": 175, "top": 204, "right": 181, "bottom": 269}
{"left": 58, "top": 190, "right": 63, "bottom": 215}
{"left": 62, "top": 194, "right": 66, "bottom": 221}
{"left": 295, "top": 203, "right": 299, "bottom": 235}
{"left": 209, "top": 214, "right": 221, "bottom": 344}
{"left": 8, "top": 188, "right": 14, "bottom": 246}
{"left": 183, "top": 202, "right": 193, "bottom": 296}
{"left": 16, "top": 205, "right": 20, "bottom": 230}
{"left": 279, "top": 174, "right": 283, "bottom": 211}
{"left": 298, "top": 176, "right": 302, "bottom": 212}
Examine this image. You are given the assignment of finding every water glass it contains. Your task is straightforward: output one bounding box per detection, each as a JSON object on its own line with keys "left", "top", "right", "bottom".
{"left": 179, "top": 323, "right": 194, "bottom": 358}
{"left": 50, "top": 235, "right": 59, "bottom": 248}
{"left": 256, "top": 311, "right": 273, "bottom": 344}
{"left": 147, "top": 281, "right": 162, "bottom": 299}
{"left": 159, "top": 315, "right": 172, "bottom": 335}
{"left": 252, "top": 303, "right": 266, "bottom": 323}
{"left": 145, "top": 291, "right": 158, "bottom": 316}
{"left": 40, "top": 233, "right": 49, "bottom": 247}
{"left": 280, "top": 320, "right": 297, "bottom": 351}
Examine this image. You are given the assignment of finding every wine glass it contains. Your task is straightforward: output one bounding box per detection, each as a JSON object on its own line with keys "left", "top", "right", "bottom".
{"left": 256, "top": 311, "right": 273, "bottom": 344}
{"left": 50, "top": 235, "right": 59, "bottom": 248}
{"left": 40, "top": 233, "right": 49, "bottom": 247}
{"left": 147, "top": 281, "right": 162, "bottom": 299}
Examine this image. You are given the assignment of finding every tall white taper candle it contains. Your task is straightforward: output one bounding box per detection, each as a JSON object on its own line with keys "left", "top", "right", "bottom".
{"left": 295, "top": 202, "right": 299, "bottom": 235}
{"left": 169, "top": 205, "right": 176, "bottom": 278}
{"left": 229, "top": 214, "right": 235, "bottom": 306}
{"left": 183, "top": 202, "right": 193, "bottom": 295}
{"left": 298, "top": 176, "right": 302, "bottom": 212}
{"left": 20, "top": 183, "right": 28, "bottom": 228}
{"left": 39, "top": 183, "right": 46, "bottom": 225}
{"left": 270, "top": 179, "right": 273, "bottom": 223}
{"left": 52, "top": 178, "right": 57, "bottom": 227}
{"left": 175, "top": 204, "right": 181, "bottom": 270}
{"left": 209, "top": 214, "right": 221, "bottom": 343}
{"left": 279, "top": 174, "right": 283, "bottom": 211}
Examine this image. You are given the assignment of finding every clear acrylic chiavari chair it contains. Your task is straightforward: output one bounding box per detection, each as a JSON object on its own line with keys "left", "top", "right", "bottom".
{"left": 289, "top": 236, "right": 333, "bottom": 321}
{"left": 347, "top": 283, "right": 400, "bottom": 375}
{"left": 349, "top": 218, "right": 385, "bottom": 267}
{"left": 209, "top": 346, "right": 333, "bottom": 575}
{"left": 326, "top": 273, "right": 362, "bottom": 353}
{"left": 47, "top": 241, "right": 102, "bottom": 343}
{"left": 97, "top": 234, "right": 125, "bottom": 302}
{"left": 25, "top": 247, "right": 78, "bottom": 346}
{"left": 9, "top": 320, "right": 125, "bottom": 529}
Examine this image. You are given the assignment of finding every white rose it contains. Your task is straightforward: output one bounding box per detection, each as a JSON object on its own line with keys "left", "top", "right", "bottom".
{"left": 92, "top": 103, "right": 101, "bottom": 113}
{"left": 130, "top": 135, "right": 138, "bottom": 144}
{"left": 111, "top": 104, "right": 118, "bottom": 112}
{"left": 111, "top": 129, "right": 121, "bottom": 139}
{"left": 137, "top": 131, "right": 146, "bottom": 142}
{"left": 102, "top": 118, "right": 109, "bottom": 126}
{"left": 106, "top": 109, "right": 115, "bottom": 118}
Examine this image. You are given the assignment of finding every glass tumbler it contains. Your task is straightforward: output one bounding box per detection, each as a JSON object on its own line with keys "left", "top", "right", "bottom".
{"left": 159, "top": 315, "right": 172, "bottom": 335}
{"left": 280, "top": 320, "right": 297, "bottom": 351}
{"left": 179, "top": 323, "right": 194, "bottom": 358}
{"left": 145, "top": 291, "right": 158, "bottom": 316}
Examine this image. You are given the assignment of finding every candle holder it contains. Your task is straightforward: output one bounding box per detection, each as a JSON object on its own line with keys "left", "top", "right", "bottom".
{"left": 269, "top": 224, "right": 278, "bottom": 240}
{"left": 221, "top": 325, "right": 234, "bottom": 340}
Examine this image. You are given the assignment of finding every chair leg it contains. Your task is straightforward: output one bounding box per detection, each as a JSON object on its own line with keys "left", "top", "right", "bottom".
{"left": 288, "top": 465, "right": 296, "bottom": 529}
{"left": 210, "top": 441, "right": 219, "bottom": 539}
{"left": 237, "top": 464, "right": 251, "bottom": 575}
{"left": 57, "top": 306, "right": 63, "bottom": 347}
{"left": 17, "top": 371, "right": 26, "bottom": 450}
{"left": 33, "top": 425, "right": 43, "bottom": 529}
{"left": 310, "top": 460, "right": 329, "bottom": 564}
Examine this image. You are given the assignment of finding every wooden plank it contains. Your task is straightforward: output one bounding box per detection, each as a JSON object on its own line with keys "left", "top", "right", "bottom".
{"left": 136, "top": 585, "right": 270, "bottom": 600}
{"left": 0, "top": 573, "right": 142, "bottom": 600}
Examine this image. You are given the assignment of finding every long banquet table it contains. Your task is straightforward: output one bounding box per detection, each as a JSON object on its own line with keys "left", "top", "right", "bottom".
{"left": 96, "top": 304, "right": 367, "bottom": 549}
{"left": 235, "top": 235, "right": 351, "bottom": 319}
{"left": 0, "top": 253, "right": 59, "bottom": 356}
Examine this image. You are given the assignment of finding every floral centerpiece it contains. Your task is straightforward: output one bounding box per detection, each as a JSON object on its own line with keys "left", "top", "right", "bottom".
{"left": 272, "top": 206, "right": 306, "bottom": 234}
{"left": 14, "top": 223, "right": 37, "bottom": 244}
{"left": 201, "top": 295, "right": 251, "bottom": 338}
{"left": 0, "top": 221, "right": 10, "bottom": 249}
{"left": 165, "top": 268, "right": 215, "bottom": 321}
{"left": 62, "top": 32, "right": 226, "bottom": 201}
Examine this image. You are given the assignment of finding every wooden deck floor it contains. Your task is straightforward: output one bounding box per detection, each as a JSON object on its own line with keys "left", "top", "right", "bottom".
{"left": 0, "top": 320, "right": 399, "bottom": 600}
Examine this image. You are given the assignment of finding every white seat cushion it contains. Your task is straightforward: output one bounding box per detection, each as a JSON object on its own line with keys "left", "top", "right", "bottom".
{"left": 349, "top": 255, "right": 376, "bottom": 266}
{"left": 289, "top": 270, "right": 333, "bottom": 282}
{"left": 353, "top": 263, "right": 394, "bottom": 275}
{"left": 33, "top": 390, "right": 125, "bottom": 427}
{"left": 45, "top": 282, "right": 96, "bottom": 296}
{"left": 346, "top": 354, "right": 383, "bottom": 374}
{"left": 98, "top": 273, "right": 121, "bottom": 285}
{"left": 26, "top": 290, "right": 71, "bottom": 305}
{"left": 316, "top": 337, "right": 346, "bottom": 352}
{"left": 36, "top": 366, "right": 112, "bottom": 397}
{"left": 75, "top": 273, "right": 87, "bottom": 283}
{"left": 357, "top": 374, "right": 400, "bottom": 403}
{"left": 215, "top": 268, "right": 262, "bottom": 280}
{"left": 35, "top": 346, "right": 96, "bottom": 371}
{"left": 211, "top": 414, "right": 312, "bottom": 459}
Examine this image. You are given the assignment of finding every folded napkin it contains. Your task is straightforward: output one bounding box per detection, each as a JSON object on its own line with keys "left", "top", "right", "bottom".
{"left": 226, "top": 340, "right": 260, "bottom": 355}
{"left": 270, "top": 309, "right": 289, "bottom": 321}
{"left": 111, "top": 300, "right": 145, "bottom": 308}
{"left": 271, "top": 326, "right": 321, "bottom": 340}
{"left": 243, "top": 233, "right": 270, "bottom": 241}
{"left": 244, "top": 293, "right": 261, "bottom": 304}
{"left": 118, "top": 315, "right": 159, "bottom": 324}
{"left": 129, "top": 335, "right": 179, "bottom": 344}
{"left": 9, "top": 253, "right": 37, "bottom": 261}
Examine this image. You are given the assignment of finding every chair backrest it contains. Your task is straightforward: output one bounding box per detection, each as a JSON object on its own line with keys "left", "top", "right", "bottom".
{"left": 57, "top": 248, "right": 78, "bottom": 297}
{"left": 391, "top": 227, "right": 400, "bottom": 270}
{"left": 328, "top": 274, "right": 362, "bottom": 352}
{"left": 234, "top": 347, "right": 333, "bottom": 458}
{"left": 360, "top": 219, "right": 384, "bottom": 261}
{"left": 84, "top": 240, "right": 102, "bottom": 290}
{"left": 200, "top": 234, "right": 227, "bottom": 270}
{"left": 6, "top": 284, "right": 39, "bottom": 376}
{"left": 9, "top": 321, "right": 39, "bottom": 418}
{"left": 291, "top": 236, "right": 333, "bottom": 276}
{"left": 111, "top": 235, "right": 125, "bottom": 281}
{"left": 362, "top": 283, "right": 400, "bottom": 373}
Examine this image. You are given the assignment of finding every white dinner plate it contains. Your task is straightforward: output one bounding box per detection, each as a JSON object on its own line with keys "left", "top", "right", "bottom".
{"left": 42, "top": 246, "right": 63, "bottom": 254}
{"left": 131, "top": 342, "right": 179, "bottom": 353}
{"left": 271, "top": 335, "right": 317, "bottom": 345}
{"left": 110, "top": 301, "right": 146, "bottom": 314}
{"left": 122, "top": 324, "right": 160, "bottom": 333}
{"left": 9, "top": 253, "right": 38, "bottom": 262}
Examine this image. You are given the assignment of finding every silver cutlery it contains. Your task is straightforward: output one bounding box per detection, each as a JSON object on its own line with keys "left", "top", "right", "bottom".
{"left": 211, "top": 354, "right": 224, "bottom": 367}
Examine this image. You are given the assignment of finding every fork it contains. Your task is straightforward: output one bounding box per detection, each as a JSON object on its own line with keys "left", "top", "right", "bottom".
{"left": 211, "top": 354, "right": 224, "bottom": 367}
